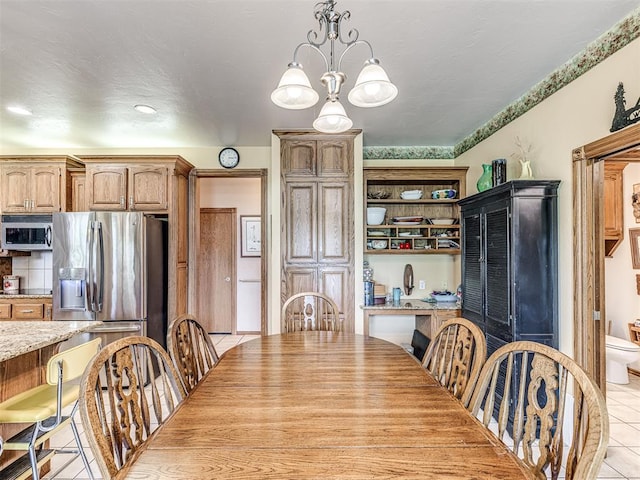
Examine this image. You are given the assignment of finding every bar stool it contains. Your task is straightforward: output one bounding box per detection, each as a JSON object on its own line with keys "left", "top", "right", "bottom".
{"left": 0, "top": 338, "right": 101, "bottom": 480}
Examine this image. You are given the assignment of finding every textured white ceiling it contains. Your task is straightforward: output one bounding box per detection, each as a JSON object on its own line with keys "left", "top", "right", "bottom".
{"left": 0, "top": 0, "right": 638, "bottom": 150}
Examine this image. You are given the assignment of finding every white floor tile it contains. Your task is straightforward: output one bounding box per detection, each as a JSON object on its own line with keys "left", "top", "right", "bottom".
{"left": 602, "top": 447, "right": 640, "bottom": 478}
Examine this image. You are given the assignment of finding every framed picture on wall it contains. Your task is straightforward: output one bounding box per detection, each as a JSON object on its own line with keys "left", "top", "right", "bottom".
{"left": 241, "top": 216, "right": 261, "bottom": 257}
{"left": 630, "top": 228, "right": 640, "bottom": 269}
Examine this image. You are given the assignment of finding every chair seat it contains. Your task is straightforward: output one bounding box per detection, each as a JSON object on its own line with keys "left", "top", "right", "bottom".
{"left": 0, "top": 383, "right": 79, "bottom": 423}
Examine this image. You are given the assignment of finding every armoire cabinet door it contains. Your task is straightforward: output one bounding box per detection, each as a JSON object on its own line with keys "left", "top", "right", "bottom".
{"left": 317, "top": 140, "right": 352, "bottom": 177}
{"left": 281, "top": 140, "right": 316, "bottom": 175}
{"left": 484, "top": 207, "right": 511, "bottom": 341}
{"left": 284, "top": 182, "right": 317, "bottom": 264}
{"left": 462, "top": 212, "right": 483, "bottom": 326}
{"left": 317, "top": 183, "right": 350, "bottom": 264}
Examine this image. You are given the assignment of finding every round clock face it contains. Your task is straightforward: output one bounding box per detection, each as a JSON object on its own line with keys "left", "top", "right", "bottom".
{"left": 219, "top": 147, "right": 240, "bottom": 169}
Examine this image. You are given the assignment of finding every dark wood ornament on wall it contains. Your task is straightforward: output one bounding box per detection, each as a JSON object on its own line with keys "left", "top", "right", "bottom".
{"left": 610, "top": 82, "right": 640, "bottom": 132}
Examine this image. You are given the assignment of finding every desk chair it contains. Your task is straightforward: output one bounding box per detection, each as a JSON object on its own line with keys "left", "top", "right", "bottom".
{"left": 79, "top": 336, "right": 186, "bottom": 479}
{"left": 282, "top": 292, "right": 341, "bottom": 333}
{"left": 0, "top": 338, "right": 102, "bottom": 480}
{"left": 421, "top": 317, "right": 486, "bottom": 408}
{"left": 167, "top": 314, "right": 220, "bottom": 393}
{"left": 468, "top": 341, "right": 609, "bottom": 480}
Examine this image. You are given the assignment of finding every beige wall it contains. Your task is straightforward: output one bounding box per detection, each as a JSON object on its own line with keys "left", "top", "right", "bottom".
{"left": 455, "top": 37, "right": 640, "bottom": 356}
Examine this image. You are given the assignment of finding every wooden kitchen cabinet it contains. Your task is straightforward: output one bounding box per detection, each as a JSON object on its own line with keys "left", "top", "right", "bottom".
{"left": 604, "top": 162, "right": 628, "bottom": 257}
{"left": 364, "top": 167, "right": 468, "bottom": 254}
{"left": 79, "top": 155, "right": 193, "bottom": 322}
{"left": 0, "top": 297, "right": 52, "bottom": 320}
{"left": 276, "top": 131, "right": 357, "bottom": 333}
{"left": 0, "top": 156, "right": 83, "bottom": 213}
{"left": 85, "top": 163, "right": 168, "bottom": 211}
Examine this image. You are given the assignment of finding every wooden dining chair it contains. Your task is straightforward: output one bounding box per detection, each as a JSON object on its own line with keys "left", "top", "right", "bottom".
{"left": 468, "top": 340, "right": 609, "bottom": 480}
{"left": 167, "top": 314, "right": 220, "bottom": 393}
{"left": 281, "top": 291, "right": 342, "bottom": 333}
{"left": 79, "top": 336, "right": 186, "bottom": 479}
{"left": 421, "top": 317, "right": 486, "bottom": 407}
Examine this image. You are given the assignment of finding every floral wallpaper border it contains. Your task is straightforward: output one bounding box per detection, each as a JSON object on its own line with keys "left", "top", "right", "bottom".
{"left": 362, "top": 8, "right": 640, "bottom": 161}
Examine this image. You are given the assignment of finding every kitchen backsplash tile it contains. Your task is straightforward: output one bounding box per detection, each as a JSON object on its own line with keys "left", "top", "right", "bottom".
{"left": 10, "top": 251, "right": 52, "bottom": 290}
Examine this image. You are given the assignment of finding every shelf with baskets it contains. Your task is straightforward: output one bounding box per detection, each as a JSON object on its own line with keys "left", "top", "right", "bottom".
{"left": 364, "top": 167, "right": 468, "bottom": 255}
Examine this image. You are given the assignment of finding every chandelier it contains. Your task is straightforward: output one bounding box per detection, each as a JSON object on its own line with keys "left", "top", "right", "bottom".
{"left": 271, "top": 0, "right": 398, "bottom": 134}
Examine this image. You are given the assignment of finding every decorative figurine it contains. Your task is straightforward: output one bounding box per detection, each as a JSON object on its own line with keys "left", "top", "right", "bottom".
{"left": 511, "top": 136, "right": 534, "bottom": 180}
{"left": 610, "top": 82, "right": 640, "bottom": 133}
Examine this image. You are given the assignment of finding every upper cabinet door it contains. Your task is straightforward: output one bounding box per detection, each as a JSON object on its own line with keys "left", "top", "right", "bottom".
{"left": 1, "top": 165, "right": 31, "bottom": 212}
{"left": 281, "top": 140, "right": 317, "bottom": 176}
{"left": 317, "top": 139, "right": 352, "bottom": 177}
{"left": 87, "top": 165, "right": 128, "bottom": 211}
{"left": 128, "top": 166, "right": 168, "bottom": 211}
{"left": 31, "top": 166, "right": 62, "bottom": 212}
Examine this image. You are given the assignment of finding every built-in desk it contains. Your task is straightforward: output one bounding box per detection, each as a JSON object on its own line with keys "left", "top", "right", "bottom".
{"left": 361, "top": 300, "right": 461, "bottom": 339}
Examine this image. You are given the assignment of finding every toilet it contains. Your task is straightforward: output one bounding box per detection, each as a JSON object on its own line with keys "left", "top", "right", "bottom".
{"left": 605, "top": 335, "right": 640, "bottom": 384}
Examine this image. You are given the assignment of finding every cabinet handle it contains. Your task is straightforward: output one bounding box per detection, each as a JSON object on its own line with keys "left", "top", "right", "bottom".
{"left": 120, "top": 196, "right": 125, "bottom": 206}
{"left": 24, "top": 199, "right": 28, "bottom": 209}
{"left": 129, "top": 196, "right": 134, "bottom": 207}
{"left": 31, "top": 199, "right": 35, "bottom": 209}
{"left": 20, "top": 309, "right": 34, "bottom": 313}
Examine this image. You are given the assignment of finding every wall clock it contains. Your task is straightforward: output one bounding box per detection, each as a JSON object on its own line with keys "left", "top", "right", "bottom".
{"left": 219, "top": 147, "right": 240, "bottom": 169}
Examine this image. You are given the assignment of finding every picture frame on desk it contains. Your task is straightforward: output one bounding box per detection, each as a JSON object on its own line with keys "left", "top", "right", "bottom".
{"left": 240, "top": 216, "right": 261, "bottom": 257}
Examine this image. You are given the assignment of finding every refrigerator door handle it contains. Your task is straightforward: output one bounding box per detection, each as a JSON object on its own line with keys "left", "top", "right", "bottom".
{"left": 90, "top": 325, "right": 142, "bottom": 334}
{"left": 96, "top": 221, "right": 104, "bottom": 312}
{"left": 87, "top": 221, "right": 96, "bottom": 312}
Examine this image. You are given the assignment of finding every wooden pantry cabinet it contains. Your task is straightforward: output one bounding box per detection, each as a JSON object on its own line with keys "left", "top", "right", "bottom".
{"left": 364, "top": 167, "right": 468, "bottom": 254}
{"left": 0, "top": 156, "right": 84, "bottom": 213}
{"left": 276, "top": 130, "right": 358, "bottom": 333}
{"left": 79, "top": 155, "right": 193, "bottom": 321}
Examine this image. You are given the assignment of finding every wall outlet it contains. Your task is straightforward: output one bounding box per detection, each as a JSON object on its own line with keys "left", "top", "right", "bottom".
{"left": 419, "top": 280, "right": 426, "bottom": 290}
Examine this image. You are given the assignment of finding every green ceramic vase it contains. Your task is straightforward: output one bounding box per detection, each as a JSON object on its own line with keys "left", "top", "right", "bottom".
{"left": 476, "top": 164, "right": 493, "bottom": 192}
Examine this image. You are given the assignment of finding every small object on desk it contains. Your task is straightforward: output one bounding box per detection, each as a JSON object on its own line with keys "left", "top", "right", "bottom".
{"left": 430, "top": 291, "right": 458, "bottom": 302}
{"left": 392, "top": 287, "right": 401, "bottom": 305}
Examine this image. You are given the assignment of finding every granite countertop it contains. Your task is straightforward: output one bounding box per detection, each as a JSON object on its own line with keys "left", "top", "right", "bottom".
{"left": 0, "top": 321, "right": 101, "bottom": 362}
{"left": 361, "top": 299, "right": 461, "bottom": 311}
{"left": 0, "top": 289, "right": 53, "bottom": 299}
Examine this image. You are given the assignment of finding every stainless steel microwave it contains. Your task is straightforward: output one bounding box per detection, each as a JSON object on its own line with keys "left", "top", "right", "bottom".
{"left": 1, "top": 215, "right": 53, "bottom": 250}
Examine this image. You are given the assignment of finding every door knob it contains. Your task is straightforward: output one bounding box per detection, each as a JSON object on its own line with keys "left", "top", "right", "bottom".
{"left": 225, "top": 277, "right": 231, "bottom": 282}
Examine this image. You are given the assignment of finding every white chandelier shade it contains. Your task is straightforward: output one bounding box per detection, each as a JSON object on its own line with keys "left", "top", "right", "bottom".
{"left": 271, "top": 64, "right": 320, "bottom": 110}
{"left": 271, "top": 0, "right": 397, "bottom": 134}
{"left": 312, "top": 99, "right": 353, "bottom": 133}
{"left": 348, "top": 60, "right": 398, "bottom": 108}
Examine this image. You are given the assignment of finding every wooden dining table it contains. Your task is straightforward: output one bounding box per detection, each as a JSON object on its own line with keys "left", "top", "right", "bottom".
{"left": 117, "top": 332, "right": 535, "bottom": 479}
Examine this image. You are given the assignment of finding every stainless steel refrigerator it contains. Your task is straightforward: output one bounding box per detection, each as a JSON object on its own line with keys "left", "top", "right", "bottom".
{"left": 52, "top": 212, "right": 168, "bottom": 349}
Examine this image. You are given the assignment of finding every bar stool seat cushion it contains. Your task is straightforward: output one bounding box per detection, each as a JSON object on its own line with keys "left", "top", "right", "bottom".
{"left": 0, "top": 384, "right": 79, "bottom": 423}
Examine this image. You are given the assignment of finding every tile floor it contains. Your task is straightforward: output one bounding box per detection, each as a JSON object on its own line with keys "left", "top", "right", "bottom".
{"left": 41, "top": 335, "right": 640, "bottom": 479}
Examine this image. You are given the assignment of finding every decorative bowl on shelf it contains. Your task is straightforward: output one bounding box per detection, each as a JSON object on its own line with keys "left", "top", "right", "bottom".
{"left": 367, "top": 190, "right": 391, "bottom": 199}
{"left": 367, "top": 207, "right": 386, "bottom": 225}
{"left": 430, "top": 218, "right": 456, "bottom": 225}
{"left": 371, "top": 239, "right": 388, "bottom": 250}
{"left": 401, "top": 190, "right": 423, "bottom": 200}
{"left": 431, "top": 189, "right": 457, "bottom": 199}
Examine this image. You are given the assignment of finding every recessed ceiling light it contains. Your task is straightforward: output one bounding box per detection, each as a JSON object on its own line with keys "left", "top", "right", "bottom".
{"left": 7, "top": 105, "right": 32, "bottom": 116}
{"left": 134, "top": 104, "right": 157, "bottom": 114}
